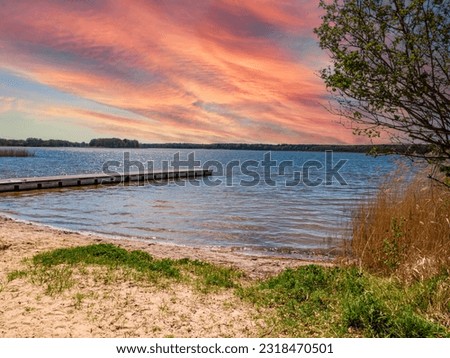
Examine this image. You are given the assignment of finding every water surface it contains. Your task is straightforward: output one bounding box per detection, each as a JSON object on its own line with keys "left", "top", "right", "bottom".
{"left": 0, "top": 148, "right": 407, "bottom": 258}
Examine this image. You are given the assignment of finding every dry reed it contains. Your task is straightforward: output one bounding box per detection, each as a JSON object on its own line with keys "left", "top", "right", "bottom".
{"left": 349, "top": 170, "right": 450, "bottom": 282}
{"left": 0, "top": 148, "right": 34, "bottom": 157}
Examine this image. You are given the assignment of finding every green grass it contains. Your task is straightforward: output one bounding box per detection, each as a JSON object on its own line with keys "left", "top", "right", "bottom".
{"left": 176, "top": 258, "right": 242, "bottom": 292}
{"left": 7, "top": 244, "right": 449, "bottom": 337}
{"left": 8, "top": 265, "right": 74, "bottom": 295}
{"left": 239, "top": 265, "right": 449, "bottom": 337}
{"left": 9, "top": 244, "right": 243, "bottom": 294}
{"left": 32, "top": 244, "right": 180, "bottom": 281}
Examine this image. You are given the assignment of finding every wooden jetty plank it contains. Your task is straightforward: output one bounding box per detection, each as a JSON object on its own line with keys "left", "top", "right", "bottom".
{"left": 0, "top": 169, "right": 212, "bottom": 193}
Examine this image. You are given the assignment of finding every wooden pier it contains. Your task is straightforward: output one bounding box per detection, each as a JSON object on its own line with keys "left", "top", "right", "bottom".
{"left": 0, "top": 169, "right": 213, "bottom": 193}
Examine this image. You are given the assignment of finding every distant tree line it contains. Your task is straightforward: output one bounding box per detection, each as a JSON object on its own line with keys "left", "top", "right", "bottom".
{"left": 89, "top": 138, "right": 139, "bottom": 148}
{"left": 0, "top": 137, "right": 430, "bottom": 154}
{"left": 140, "top": 142, "right": 431, "bottom": 155}
{"left": 0, "top": 137, "right": 88, "bottom": 147}
{"left": 0, "top": 137, "right": 138, "bottom": 148}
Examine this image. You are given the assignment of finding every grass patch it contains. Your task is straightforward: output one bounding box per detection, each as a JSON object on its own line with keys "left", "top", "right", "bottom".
{"left": 176, "top": 258, "right": 242, "bottom": 292}
{"left": 30, "top": 265, "right": 74, "bottom": 295}
{"left": 0, "top": 148, "right": 34, "bottom": 157}
{"left": 9, "top": 244, "right": 244, "bottom": 295}
{"left": 239, "top": 265, "right": 449, "bottom": 337}
{"left": 32, "top": 244, "right": 180, "bottom": 281}
{"left": 8, "top": 265, "right": 74, "bottom": 295}
{"left": 7, "top": 269, "right": 28, "bottom": 282}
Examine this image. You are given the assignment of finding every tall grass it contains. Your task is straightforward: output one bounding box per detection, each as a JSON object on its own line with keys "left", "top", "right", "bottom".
{"left": 0, "top": 148, "right": 34, "bottom": 157}
{"left": 350, "top": 172, "right": 450, "bottom": 281}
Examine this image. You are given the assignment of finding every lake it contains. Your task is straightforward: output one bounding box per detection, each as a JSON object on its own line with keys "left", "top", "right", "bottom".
{"left": 0, "top": 148, "right": 408, "bottom": 258}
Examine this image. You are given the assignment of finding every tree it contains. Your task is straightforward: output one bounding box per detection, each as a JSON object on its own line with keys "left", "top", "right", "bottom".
{"left": 314, "top": 0, "right": 449, "bottom": 181}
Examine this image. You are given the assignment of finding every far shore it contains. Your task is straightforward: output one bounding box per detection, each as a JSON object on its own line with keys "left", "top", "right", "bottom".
{"left": 0, "top": 215, "right": 332, "bottom": 338}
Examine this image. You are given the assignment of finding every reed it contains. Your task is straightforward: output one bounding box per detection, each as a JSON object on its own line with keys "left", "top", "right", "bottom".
{"left": 349, "top": 172, "right": 450, "bottom": 282}
{"left": 0, "top": 148, "right": 34, "bottom": 157}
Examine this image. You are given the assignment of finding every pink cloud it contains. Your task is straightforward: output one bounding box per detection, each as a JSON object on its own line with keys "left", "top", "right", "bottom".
{"left": 0, "top": 0, "right": 368, "bottom": 144}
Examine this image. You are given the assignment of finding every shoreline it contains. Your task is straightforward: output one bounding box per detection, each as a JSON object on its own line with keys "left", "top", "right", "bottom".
{"left": 0, "top": 201, "right": 342, "bottom": 264}
{"left": 0, "top": 214, "right": 335, "bottom": 278}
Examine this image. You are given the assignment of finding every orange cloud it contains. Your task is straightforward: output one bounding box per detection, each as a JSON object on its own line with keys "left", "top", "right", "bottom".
{"left": 0, "top": 0, "right": 368, "bottom": 144}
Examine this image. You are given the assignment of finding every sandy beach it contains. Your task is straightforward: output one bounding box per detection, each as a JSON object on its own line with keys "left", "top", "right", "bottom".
{"left": 0, "top": 215, "right": 330, "bottom": 338}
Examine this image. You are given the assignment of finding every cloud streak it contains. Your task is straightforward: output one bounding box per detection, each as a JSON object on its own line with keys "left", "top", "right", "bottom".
{"left": 0, "top": 0, "right": 364, "bottom": 143}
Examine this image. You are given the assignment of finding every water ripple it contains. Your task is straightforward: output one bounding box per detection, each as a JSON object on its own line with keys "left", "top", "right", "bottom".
{"left": 0, "top": 148, "right": 411, "bottom": 257}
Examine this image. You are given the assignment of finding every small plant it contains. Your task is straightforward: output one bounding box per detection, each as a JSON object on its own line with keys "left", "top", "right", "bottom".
{"left": 73, "top": 293, "right": 86, "bottom": 309}
{"left": 382, "top": 238, "right": 399, "bottom": 271}
{"left": 7, "top": 270, "right": 28, "bottom": 282}
{"left": 381, "top": 217, "right": 405, "bottom": 271}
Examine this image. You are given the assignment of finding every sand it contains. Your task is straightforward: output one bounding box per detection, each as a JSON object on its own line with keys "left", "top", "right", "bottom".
{"left": 0, "top": 216, "right": 331, "bottom": 337}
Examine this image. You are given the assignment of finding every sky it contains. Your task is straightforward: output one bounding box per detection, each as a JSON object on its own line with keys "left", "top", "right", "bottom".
{"left": 0, "top": 0, "right": 370, "bottom": 144}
